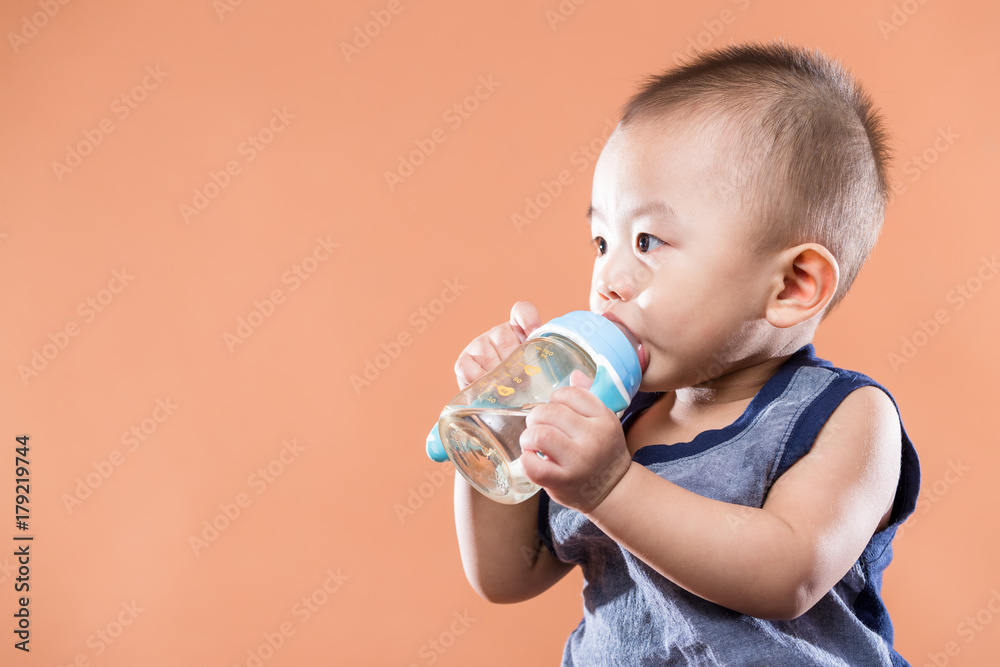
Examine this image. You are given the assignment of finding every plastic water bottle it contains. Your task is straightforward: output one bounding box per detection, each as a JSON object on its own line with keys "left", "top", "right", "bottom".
{"left": 426, "top": 311, "right": 642, "bottom": 504}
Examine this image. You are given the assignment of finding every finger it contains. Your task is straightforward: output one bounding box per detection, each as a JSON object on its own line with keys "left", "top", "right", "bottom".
{"left": 486, "top": 322, "right": 525, "bottom": 358}
{"left": 459, "top": 338, "right": 500, "bottom": 377}
{"left": 454, "top": 353, "right": 490, "bottom": 388}
{"left": 547, "top": 382, "right": 605, "bottom": 418}
{"left": 524, "top": 401, "right": 581, "bottom": 434}
{"left": 519, "top": 422, "right": 568, "bottom": 466}
{"left": 519, "top": 439, "right": 565, "bottom": 487}
{"left": 510, "top": 301, "right": 542, "bottom": 339}
{"left": 455, "top": 326, "right": 514, "bottom": 385}
{"left": 454, "top": 332, "right": 502, "bottom": 387}
{"left": 568, "top": 369, "right": 594, "bottom": 389}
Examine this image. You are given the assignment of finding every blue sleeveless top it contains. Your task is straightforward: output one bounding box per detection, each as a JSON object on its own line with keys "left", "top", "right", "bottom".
{"left": 538, "top": 344, "right": 920, "bottom": 666}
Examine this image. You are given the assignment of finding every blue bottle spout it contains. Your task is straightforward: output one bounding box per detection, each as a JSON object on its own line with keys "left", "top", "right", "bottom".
{"left": 426, "top": 424, "right": 449, "bottom": 462}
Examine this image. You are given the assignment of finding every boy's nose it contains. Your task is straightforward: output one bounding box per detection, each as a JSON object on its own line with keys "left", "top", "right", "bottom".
{"left": 594, "top": 265, "right": 636, "bottom": 302}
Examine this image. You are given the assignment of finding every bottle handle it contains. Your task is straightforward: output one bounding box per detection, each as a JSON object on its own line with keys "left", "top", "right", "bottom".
{"left": 426, "top": 424, "right": 448, "bottom": 462}
{"left": 588, "top": 365, "right": 630, "bottom": 413}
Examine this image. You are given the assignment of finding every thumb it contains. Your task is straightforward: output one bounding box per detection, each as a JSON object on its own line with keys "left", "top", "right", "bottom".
{"left": 510, "top": 301, "right": 542, "bottom": 340}
{"left": 569, "top": 369, "right": 594, "bottom": 389}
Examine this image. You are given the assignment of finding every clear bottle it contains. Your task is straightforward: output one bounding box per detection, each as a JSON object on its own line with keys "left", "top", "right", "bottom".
{"left": 426, "top": 311, "right": 642, "bottom": 504}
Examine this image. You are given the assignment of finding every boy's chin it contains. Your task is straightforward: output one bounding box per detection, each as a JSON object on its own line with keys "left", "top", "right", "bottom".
{"left": 637, "top": 363, "right": 717, "bottom": 394}
{"left": 637, "top": 373, "right": 675, "bottom": 394}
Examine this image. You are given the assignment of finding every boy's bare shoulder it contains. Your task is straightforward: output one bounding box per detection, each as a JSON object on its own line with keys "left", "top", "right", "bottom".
{"left": 765, "top": 384, "right": 902, "bottom": 534}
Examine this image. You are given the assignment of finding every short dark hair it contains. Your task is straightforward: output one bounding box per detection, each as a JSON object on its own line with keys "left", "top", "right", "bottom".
{"left": 619, "top": 41, "right": 891, "bottom": 311}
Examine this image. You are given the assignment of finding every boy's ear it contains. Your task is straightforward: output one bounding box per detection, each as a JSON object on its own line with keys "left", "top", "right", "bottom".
{"left": 766, "top": 243, "right": 839, "bottom": 328}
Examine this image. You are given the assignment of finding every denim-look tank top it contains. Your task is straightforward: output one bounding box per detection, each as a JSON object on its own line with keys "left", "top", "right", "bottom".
{"left": 538, "top": 344, "right": 920, "bottom": 666}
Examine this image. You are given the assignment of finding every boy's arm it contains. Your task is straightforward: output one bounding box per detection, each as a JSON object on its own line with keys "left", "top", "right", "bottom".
{"left": 521, "top": 381, "right": 901, "bottom": 620}
{"left": 451, "top": 301, "right": 574, "bottom": 603}
{"left": 455, "top": 477, "right": 572, "bottom": 603}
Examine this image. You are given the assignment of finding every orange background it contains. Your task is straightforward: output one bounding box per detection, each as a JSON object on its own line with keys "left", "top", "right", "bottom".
{"left": 1, "top": 1, "right": 997, "bottom": 665}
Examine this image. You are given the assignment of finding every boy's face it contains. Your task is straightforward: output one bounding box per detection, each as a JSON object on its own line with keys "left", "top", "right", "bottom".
{"left": 588, "top": 115, "right": 781, "bottom": 391}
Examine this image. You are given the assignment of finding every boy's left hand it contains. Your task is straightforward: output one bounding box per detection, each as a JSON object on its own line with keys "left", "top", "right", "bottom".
{"left": 519, "top": 370, "right": 632, "bottom": 514}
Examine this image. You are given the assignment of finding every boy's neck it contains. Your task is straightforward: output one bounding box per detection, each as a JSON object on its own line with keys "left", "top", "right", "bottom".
{"left": 626, "top": 344, "right": 810, "bottom": 452}
{"left": 650, "top": 328, "right": 817, "bottom": 427}
{"left": 671, "top": 350, "right": 797, "bottom": 418}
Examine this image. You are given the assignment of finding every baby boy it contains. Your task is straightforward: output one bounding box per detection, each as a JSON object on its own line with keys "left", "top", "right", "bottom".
{"left": 451, "top": 42, "right": 920, "bottom": 666}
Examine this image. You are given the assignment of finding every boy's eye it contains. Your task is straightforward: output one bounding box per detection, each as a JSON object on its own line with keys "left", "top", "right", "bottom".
{"left": 591, "top": 237, "right": 607, "bottom": 256}
{"left": 636, "top": 233, "right": 664, "bottom": 253}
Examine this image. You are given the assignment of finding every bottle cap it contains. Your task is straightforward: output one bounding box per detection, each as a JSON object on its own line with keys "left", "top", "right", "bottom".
{"left": 528, "top": 310, "right": 642, "bottom": 413}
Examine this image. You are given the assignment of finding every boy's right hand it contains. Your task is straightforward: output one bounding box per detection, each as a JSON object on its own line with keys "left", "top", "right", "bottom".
{"left": 454, "top": 301, "right": 542, "bottom": 389}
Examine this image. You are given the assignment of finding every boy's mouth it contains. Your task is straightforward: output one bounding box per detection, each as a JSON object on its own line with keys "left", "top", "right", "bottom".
{"left": 633, "top": 341, "right": 648, "bottom": 375}
{"left": 601, "top": 312, "right": 649, "bottom": 374}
